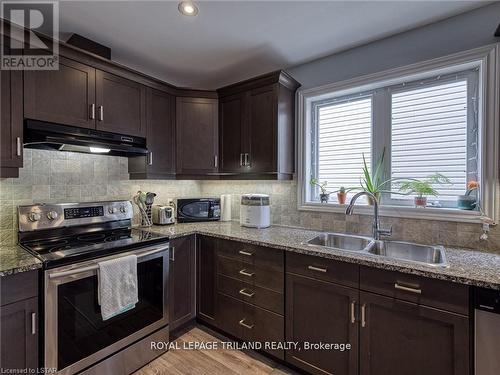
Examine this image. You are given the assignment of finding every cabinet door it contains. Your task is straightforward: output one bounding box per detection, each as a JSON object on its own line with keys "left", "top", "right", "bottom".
{"left": 286, "top": 273, "right": 359, "bottom": 375}
{"left": 176, "top": 97, "right": 218, "bottom": 175}
{"left": 359, "top": 291, "right": 469, "bottom": 375}
{"left": 24, "top": 56, "right": 96, "bottom": 129}
{"left": 0, "top": 297, "right": 38, "bottom": 371}
{"left": 1, "top": 69, "right": 23, "bottom": 172}
{"left": 219, "top": 93, "right": 245, "bottom": 173}
{"left": 129, "top": 88, "right": 175, "bottom": 178}
{"left": 96, "top": 70, "right": 146, "bottom": 137}
{"left": 169, "top": 235, "right": 196, "bottom": 332}
{"left": 247, "top": 85, "right": 277, "bottom": 173}
{"left": 197, "top": 236, "right": 217, "bottom": 323}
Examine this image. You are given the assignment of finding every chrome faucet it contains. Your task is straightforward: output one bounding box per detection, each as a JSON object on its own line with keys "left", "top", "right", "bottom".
{"left": 345, "top": 191, "right": 392, "bottom": 240}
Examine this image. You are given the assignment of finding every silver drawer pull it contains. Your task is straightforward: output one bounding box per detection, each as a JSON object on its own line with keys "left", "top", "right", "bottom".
{"left": 239, "top": 269, "right": 254, "bottom": 277}
{"left": 238, "top": 250, "right": 253, "bottom": 257}
{"left": 31, "top": 312, "right": 36, "bottom": 335}
{"left": 239, "top": 288, "right": 255, "bottom": 298}
{"left": 239, "top": 319, "right": 254, "bottom": 330}
{"left": 394, "top": 282, "right": 422, "bottom": 294}
{"left": 308, "top": 265, "right": 327, "bottom": 273}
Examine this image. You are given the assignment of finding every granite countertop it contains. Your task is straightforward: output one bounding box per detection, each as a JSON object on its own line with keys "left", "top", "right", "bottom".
{"left": 148, "top": 221, "right": 500, "bottom": 290}
{"left": 2, "top": 221, "right": 499, "bottom": 291}
{"left": 0, "top": 245, "right": 42, "bottom": 277}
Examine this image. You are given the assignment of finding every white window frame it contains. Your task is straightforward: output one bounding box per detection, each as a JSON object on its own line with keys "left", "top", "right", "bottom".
{"left": 297, "top": 44, "right": 499, "bottom": 224}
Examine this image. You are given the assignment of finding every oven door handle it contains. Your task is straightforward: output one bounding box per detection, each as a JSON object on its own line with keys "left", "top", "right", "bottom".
{"left": 48, "top": 246, "right": 167, "bottom": 279}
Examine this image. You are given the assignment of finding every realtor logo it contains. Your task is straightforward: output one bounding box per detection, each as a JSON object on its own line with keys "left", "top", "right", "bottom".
{"left": 1, "top": 0, "right": 59, "bottom": 70}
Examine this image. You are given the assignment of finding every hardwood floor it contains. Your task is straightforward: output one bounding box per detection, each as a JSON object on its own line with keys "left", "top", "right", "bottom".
{"left": 134, "top": 327, "right": 296, "bottom": 375}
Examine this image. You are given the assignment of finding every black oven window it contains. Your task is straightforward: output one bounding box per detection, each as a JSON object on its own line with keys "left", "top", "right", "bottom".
{"left": 182, "top": 202, "right": 210, "bottom": 218}
{"left": 57, "top": 257, "right": 164, "bottom": 371}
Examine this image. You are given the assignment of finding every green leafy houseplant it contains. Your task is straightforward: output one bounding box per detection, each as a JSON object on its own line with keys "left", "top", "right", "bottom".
{"left": 397, "top": 173, "right": 451, "bottom": 207}
{"left": 358, "top": 149, "right": 390, "bottom": 205}
{"left": 310, "top": 178, "right": 330, "bottom": 203}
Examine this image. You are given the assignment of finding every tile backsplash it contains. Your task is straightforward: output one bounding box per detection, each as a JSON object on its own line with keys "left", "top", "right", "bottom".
{"left": 1, "top": 149, "right": 498, "bottom": 253}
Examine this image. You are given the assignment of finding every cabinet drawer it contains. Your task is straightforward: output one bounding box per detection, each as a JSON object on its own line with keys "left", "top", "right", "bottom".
{"left": 1, "top": 270, "right": 38, "bottom": 306}
{"left": 286, "top": 252, "right": 359, "bottom": 288}
{"left": 360, "top": 266, "right": 469, "bottom": 315}
{"left": 216, "top": 293, "right": 284, "bottom": 360}
{"left": 217, "top": 239, "right": 283, "bottom": 268}
{"left": 217, "top": 255, "right": 283, "bottom": 292}
{"left": 217, "top": 274, "right": 284, "bottom": 315}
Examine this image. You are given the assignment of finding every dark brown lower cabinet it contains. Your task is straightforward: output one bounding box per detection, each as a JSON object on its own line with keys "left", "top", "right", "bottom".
{"left": 286, "top": 273, "right": 359, "bottom": 375}
{"left": 197, "top": 236, "right": 218, "bottom": 323}
{"left": 359, "top": 291, "right": 470, "bottom": 375}
{"left": 169, "top": 235, "right": 196, "bottom": 332}
{"left": 0, "top": 271, "right": 38, "bottom": 372}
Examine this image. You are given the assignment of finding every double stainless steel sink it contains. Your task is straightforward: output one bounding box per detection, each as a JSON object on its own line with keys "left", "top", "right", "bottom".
{"left": 305, "top": 233, "right": 448, "bottom": 267}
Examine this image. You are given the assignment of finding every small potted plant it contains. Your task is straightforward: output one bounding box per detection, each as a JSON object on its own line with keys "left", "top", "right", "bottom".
{"left": 359, "top": 151, "right": 388, "bottom": 205}
{"left": 310, "top": 178, "right": 330, "bottom": 203}
{"left": 397, "top": 173, "right": 450, "bottom": 208}
{"left": 337, "top": 186, "right": 347, "bottom": 204}
{"left": 457, "top": 180, "right": 479, "bottom": 210}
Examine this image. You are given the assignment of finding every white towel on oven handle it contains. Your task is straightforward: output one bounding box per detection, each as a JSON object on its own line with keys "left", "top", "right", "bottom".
{"left": 97, "top": 254, "right": 138, "bottom": 321}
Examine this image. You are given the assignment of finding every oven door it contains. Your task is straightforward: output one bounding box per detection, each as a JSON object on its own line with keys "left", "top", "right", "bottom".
{"left": 44, "top": 243, "right": 169, "bottom": 375}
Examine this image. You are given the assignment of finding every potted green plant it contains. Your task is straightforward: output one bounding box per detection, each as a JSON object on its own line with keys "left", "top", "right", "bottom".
{"left": 397, "top": 173, "right": 451, "bottom": 208}
{"left": 310, "top": 178, "right": 330, "bottom": 203}
{"left": 337, "top": 186, "right": 347, "bottom": 204}
{"left": 359, "top": 150, "right": 388, "bottom": 205}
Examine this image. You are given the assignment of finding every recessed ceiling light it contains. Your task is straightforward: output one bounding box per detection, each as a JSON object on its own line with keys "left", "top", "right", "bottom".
{"left": 178, "top": 1, "right": 199, "bottom": 16}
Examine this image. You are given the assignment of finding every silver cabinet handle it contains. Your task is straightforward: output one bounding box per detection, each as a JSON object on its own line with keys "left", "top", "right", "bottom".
{"left": 148, "top": 151, "right": 153, "bottom": 166}
{"left": 240, "top": 153, "right": 243, "bottom": 167}
{"left": 361, "top": 303, "right": 366, "bottom": 328}
{"left": 238, "top": 250, "right": 253, "bottom": 257}
{"left": 239, "top": 269, "right": 254, "bottom": 277}
{"left": 214, "top": 155, "right": 218, "bottom": 168}
{"left": 239, "top": 319, "right": 254, "bottom": 330}
{"left": 394, "top": 282, "right": 422, "bottom": 294}
{"left": 351, "top": 301, "right": 356, "bottom": 324}
{"left": 98, "top": 105, "right": 103, "bottom": 121}
{"left": 170, "top": 246, "right": 175, "bottom": 262}
{"left": 239, "top": 288, "right": 255, "bottom": 298}
{"left": 16, "top": 137, "right": 22, "bottom": 157}
{"left": 31, "top": 312, "right": 36, "bottom": 335}
{"left": 308, "top": 265, "right": 327, "bottom": 273}
{"left": 244, "top": 153, "right": 250, "bottom": 166}
{"left": 90, "top": 103, "right": 95, "bottom": 119}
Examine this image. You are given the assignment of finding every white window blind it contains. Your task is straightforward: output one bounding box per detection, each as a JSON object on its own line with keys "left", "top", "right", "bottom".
{"left": 315, "top": 97, "right": 372, "bottom": 201}
{"left": 390, "top": 80, "right": 468, "bottom": 201}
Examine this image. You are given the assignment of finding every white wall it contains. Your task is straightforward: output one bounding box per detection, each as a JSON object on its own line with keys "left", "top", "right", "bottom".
{"left": 288, "top": 2, "right": 500, "bottom": 89}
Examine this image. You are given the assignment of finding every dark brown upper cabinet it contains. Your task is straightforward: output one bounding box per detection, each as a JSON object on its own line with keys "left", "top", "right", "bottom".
{"left": 1, "top": 68, "right": 23, "bottom": 178}
{"left": 95, "top": 70, "right": 146, "bottom": 137}
{"left": 24, "top": 56, "right": 96, "bottom": 130}
{"left": 24, "top": 57, "right": 146, "bottom": 137}
{"left": 359, "top": 291, "right": 470, "bottom": 375}
{"left": 176, "top": 97, "right": 218, "bottom": 177}
{"left": 129, "top": 88, "right": 175, "bottom": 179}
{"left": 169, "top": 235, "right": 196, "bottom": 333}
{"left": 217, "top": 70, "right": 300, "bottom": 180}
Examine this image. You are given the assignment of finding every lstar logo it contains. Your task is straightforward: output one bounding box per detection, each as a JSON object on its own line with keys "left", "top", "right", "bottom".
{"left": 1, "top": 1, "right": 59, "bottom": 70}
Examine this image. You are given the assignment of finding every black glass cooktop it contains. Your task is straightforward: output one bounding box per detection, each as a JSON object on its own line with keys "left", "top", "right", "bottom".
{"left": 21, "top": 228, "right": 168, "bottom": 268}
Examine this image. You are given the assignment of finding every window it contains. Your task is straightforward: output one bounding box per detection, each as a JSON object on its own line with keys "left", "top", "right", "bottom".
{"left": 298, "top": 46, "right": 499, "bottom": 222}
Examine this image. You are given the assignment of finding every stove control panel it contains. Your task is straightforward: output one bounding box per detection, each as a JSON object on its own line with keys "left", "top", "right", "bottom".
{"left": 18, "top": 201, "right": 134, "bottom": 232}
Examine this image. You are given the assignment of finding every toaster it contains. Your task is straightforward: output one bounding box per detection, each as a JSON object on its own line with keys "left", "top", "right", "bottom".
{"left": 152, "top": 205, "right": 175, "bottom": 225}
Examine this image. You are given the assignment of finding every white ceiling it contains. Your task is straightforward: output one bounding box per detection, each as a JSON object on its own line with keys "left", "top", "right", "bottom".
{"left": 58, "top": 1, "right": 487, "bottom": 89}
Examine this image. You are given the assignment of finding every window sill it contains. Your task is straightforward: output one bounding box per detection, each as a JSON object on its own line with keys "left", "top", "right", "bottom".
{"left": 299, "top": 202, "right": 486, "bottom": 223}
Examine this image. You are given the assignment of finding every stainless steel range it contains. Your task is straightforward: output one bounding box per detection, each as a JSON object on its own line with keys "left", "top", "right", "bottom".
{"left": 18, "top": 201, "right": 170, "bottom": 375}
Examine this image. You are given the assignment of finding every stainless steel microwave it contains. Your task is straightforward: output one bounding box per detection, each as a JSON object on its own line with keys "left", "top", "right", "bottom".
{"left": 176, "top": 198, "right": 220, "bottom": 223}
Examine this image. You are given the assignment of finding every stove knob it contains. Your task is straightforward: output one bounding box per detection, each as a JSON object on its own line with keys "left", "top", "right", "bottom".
{"left": 28, "top": 212, "right": 41, "bottom": 222}
{"left": 47, "top": 211, "right": 58, "bottom": 220}
{"left": 108, "top": 207, "right": 117, "bottom": 214}
{"left": 120, "top": 205, "right": 127, "bottom": 213}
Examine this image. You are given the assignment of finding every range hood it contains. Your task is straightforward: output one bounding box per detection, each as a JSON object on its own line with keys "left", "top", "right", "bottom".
{"left": 24, "top": 120, "right": 148, "bottom": 157}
